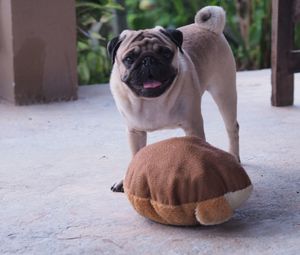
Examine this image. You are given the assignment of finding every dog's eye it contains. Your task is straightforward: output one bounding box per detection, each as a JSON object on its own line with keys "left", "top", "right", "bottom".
{"left": 160, "top": 48, "right": 173, "bottom": 59}
{"left": 123, "top": 56, "right": 134, "bottom": 66}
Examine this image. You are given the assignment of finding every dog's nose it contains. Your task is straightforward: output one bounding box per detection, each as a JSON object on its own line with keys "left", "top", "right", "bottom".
{"left": 142, "top": 56, "right": 155, "bottom": 66}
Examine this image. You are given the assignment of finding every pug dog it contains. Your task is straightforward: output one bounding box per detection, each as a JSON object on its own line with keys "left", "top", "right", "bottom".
{"left": 108, "top": 6, "right": 239, "bottom": 192}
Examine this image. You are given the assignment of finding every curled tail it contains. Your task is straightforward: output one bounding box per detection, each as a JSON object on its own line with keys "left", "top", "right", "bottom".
{"left": 194, "top": 6, "right": 226, "bottom": 35}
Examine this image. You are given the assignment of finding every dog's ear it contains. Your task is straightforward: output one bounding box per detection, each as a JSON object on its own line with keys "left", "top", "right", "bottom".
{"left": 107, "top": 36, "right": 123, "bottom": 64}
{"left": 160, "top": 29, "right": 184, "bottom": 54}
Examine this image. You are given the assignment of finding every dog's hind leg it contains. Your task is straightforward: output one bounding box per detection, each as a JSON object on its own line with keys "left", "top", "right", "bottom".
{"left": 208, "top": 80, "right": 240, "bottom": 162}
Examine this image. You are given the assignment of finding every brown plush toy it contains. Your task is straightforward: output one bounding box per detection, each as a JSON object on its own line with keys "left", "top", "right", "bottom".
{"left": 124, "top": 137, "right": 252, "bottom": 226}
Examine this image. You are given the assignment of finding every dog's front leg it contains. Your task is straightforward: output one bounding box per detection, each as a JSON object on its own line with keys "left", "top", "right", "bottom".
{"left": 127, "top": 129, "right": 147, "bottom": 156}
{"left": 183, "top": 112, "right": 206, "bottom": 140}
{"left": 111, "top": 129, "right": 147, "bottom": 193}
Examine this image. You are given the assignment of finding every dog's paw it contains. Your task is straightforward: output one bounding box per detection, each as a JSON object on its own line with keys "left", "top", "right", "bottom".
{"left": 111, "top": 180, "right": 124, "bottom": 193}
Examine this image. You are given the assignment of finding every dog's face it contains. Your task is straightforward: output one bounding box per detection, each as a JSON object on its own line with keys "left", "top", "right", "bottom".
{"left": 108, "top": 27, "right": 183, "bottom": 98}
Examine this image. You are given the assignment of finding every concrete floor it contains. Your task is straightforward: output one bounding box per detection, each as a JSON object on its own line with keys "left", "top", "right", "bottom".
{"left": 0, "top": 69, "right": 299, "bottom": 255}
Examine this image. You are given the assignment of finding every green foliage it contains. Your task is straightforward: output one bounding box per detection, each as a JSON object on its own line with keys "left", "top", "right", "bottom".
{"left": 126, "top": 0, "right": 209, "bottom": 29}
{"left": 295, "top": 23, "right": 300, "bottom": 48}
{"left": 76, "top": 0, "right": 122, "bottom": 84}
{"left": 77, "top": 0, "right": 300, "bottom": 84}
{"left": 126, "top": 0, "right": 272, "bottom": 70}
{"left": 77, "top": 41, "right": 111, "bottom": 84}
{"left": 231, "top": 0, "right": 272, "bottom": 69}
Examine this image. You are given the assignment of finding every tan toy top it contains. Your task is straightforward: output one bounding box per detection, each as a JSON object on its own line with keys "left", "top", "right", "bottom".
{"left": 124, "top": 136, "right": 252, "bottom": 225}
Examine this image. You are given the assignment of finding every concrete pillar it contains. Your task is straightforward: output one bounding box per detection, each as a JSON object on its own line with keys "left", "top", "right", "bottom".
{"left": 0, "top": 0, "right": 78, "bottom": 105}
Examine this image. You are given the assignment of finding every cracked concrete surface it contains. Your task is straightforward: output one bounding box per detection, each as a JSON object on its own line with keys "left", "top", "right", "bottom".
{"left": 0, "top": 69, "right": 299, "bottom": 254}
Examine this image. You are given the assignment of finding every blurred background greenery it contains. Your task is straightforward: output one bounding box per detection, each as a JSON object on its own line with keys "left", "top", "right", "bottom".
{"left": 76, "top": 0, "right": 298, "bottom": 85}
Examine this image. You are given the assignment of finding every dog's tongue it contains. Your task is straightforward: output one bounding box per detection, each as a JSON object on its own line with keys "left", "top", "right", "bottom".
{"left": 143, "top": 81, "right": 161, "bottom": 89}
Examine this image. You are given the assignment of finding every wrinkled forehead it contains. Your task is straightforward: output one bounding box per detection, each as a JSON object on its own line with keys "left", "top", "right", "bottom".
{"left": 119, "top": 27, "right": 172, "bottom": 53}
